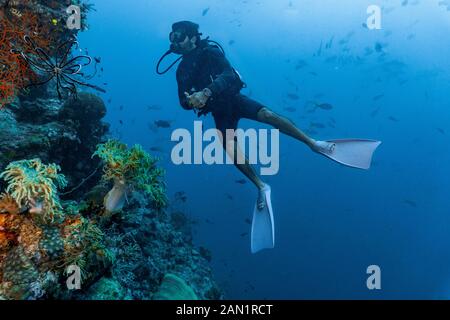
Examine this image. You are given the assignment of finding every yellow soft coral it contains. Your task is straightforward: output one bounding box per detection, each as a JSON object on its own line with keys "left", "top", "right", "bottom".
{"left": 60, "top": 215, "right": 113, "bottom": 281}
{"left": 93, "top": 140, "right": 167, "bottom": 212}
{"left": 0, "top": 159, "right": 67, "bottom": 221}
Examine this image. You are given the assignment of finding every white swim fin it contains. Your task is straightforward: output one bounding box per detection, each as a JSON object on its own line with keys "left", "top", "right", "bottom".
{"left": 314, "top": 139, "right": 382, "bottom": 170}
{"left": 251, "top": 184, "right": 275, "bottom": 254}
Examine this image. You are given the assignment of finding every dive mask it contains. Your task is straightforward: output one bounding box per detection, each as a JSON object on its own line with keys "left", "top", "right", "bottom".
{"left": 169, "top": 31, "right": 188, "bottom": 44}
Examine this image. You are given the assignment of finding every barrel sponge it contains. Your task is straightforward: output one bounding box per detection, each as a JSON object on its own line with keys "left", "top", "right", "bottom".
{"left": 153, "top": 273, "right": 198, "bottom": 300}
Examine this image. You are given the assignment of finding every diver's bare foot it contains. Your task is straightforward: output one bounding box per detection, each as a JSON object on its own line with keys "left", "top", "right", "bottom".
{"left": 257, "top": 184, "right": 269, "bottom": 211}
{"left": 311, "top": 140, "right": 336, "bottom": 155}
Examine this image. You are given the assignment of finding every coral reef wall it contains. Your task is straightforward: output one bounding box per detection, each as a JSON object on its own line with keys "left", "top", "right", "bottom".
{"left": 0, "top": 1, "right": 222, "bottom": 300}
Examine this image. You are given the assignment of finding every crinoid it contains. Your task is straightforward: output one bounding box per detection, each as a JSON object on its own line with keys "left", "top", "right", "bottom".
{"left": 13, "top": 35, "right": 106, "bottom": 99}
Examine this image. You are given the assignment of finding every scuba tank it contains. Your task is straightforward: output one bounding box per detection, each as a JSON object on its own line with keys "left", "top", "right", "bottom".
{"left": 201, "top": 38, "right": 247, "bottom": 91}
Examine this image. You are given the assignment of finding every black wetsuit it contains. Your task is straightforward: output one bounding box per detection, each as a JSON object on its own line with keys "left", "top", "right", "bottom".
{"left": 176, "top": 40, "right": 265, "bottom": 139}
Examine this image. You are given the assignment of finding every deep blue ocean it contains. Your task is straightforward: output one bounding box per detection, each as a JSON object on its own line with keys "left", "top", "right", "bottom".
{"left": 77, "top": 0, "right": 450, "bottom": 299}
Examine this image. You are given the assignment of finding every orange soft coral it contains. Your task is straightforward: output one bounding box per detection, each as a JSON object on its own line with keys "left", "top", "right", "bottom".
{"left": 0, "top": 194, "right": 21, "bottom": 252}
{"left": 0, "top": 9, "right": 53, "bottom": 108}
{"left": 0, "top": 193, "right": 20, "bottom": 215}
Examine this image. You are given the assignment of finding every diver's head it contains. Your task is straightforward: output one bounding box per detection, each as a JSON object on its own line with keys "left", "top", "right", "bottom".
{"left": 170, "top": 21, "right": 202, "bottom": 55}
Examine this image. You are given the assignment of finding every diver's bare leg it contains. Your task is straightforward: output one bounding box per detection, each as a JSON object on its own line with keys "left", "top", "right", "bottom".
{"left": 256, "top": 107, "right": 336, "bottom": 157}
{"left": 256, "top": 107, "right": 315, "bottom": 148}
{"left": 220, "top": 131, "right": 267, "bottom": 210}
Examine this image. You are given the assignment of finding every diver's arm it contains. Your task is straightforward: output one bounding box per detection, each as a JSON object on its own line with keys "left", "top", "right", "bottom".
{"left": 204, "top": 48, "right": 239, "bottom": 97}
{"left": 176, "top": 69, "right": 193, "bottom": 110}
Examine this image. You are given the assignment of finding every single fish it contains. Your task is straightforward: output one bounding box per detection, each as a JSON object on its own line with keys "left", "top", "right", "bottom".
{"left": 295, "top": 60, "right": 308, "bottom": 70}
{"left": 373, "top": 94, "right": 384, "bottom": 101}
{"left": 403, "top": 200, "right": 417, "bottom": 208}
{"left": 287, "top": 93, "right": 300, "bottom": 100}
{"left": 149, "top": 146, "right": 164, "bottom": 153}
{"left": 371, "top": 107, "right": 381, "bottom": 118}
{"left": 235, "top": 179, "right": 247, "bottom": 185}
{"left": 175, "top": 191, "right": 187, "bottom": 203}
{"left": 375, "top": 42, "right": 384, "bottom": 53}
{"left": 244, "top": 218, "right": 252, "bottom": 225}
{"left": 147, "top": 104, "right": 162, "bottom": 111}
{"left": 154, "top": 120, "right": 172, "bottom": 128}
{"left": 388, "top": 116, "right": 399, "bottom": 122}
{"left": 202, "top": 7, "right": 210, "bottom": 16}
{"left": 314, "top": 102, "right": 333, "bottom": 110}
{"left": 283, "top": 106, "right": 296, "bottom": 112}
{"left": 240, "top": 232, "right": 248, "bottom": 237}
{"left": 438, "top": 0, "right": 450, "bottom": 10}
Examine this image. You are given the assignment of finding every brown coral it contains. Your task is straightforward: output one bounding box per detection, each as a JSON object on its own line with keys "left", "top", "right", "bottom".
{"left": 18, "top": 218, "right": 42, "bottom": 258}
{"left": 0, "top": 231, "right": 16, "bottom": 251}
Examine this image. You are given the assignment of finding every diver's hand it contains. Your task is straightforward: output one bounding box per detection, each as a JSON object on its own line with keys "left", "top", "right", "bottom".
{"left": 184, "top": 91, "right": 208, "bottom": 109}
{"left": 184, "top": 89, "right": 211, "bottom": 109}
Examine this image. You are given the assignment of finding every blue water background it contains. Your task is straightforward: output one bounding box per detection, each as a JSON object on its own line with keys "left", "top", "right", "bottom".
{"left": 77, "top": 0, "right": 450, "bottom": 299}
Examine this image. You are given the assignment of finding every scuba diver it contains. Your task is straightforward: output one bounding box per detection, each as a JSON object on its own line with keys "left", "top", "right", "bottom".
{"left": 157, "top": 21, "right": 381, "bottom": 253}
